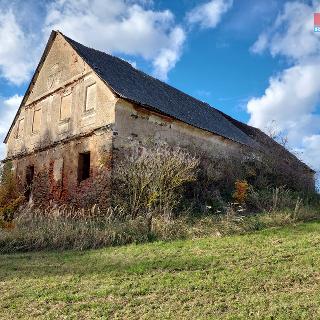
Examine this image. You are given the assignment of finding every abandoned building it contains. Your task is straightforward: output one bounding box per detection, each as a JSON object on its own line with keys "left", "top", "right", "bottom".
{"left": 2, "top": 31, "right": 315, "bottom": 207}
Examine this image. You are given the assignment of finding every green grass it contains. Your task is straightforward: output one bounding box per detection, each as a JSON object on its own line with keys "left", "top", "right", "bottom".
{"left": 1, "top": 222, "right": 320, "bottom": 319}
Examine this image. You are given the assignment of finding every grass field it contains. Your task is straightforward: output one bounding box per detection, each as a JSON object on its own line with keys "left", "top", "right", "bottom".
{"left": 1, "top": 222, "right": 320, "bottom": 319}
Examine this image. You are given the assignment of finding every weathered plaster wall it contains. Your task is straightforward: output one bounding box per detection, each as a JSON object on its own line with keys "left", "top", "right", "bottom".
{"left": 6, "top": 33, "right": 117, "bottom": 159}
{"left": 114, "top": 100, "right": 251, "bottom": 160}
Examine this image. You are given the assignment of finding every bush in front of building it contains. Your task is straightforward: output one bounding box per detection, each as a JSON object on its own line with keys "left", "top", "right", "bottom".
{"left": 112, "top": 143, "right": 200, "bottom": 220}
{"left": 0, "top": 162, "right": 24, "bottom": 229}
{"left": 0, "top": 145, "right": 319, "bottom": 253}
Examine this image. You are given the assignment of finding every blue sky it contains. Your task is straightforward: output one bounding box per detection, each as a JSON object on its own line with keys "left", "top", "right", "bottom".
{"left": 0, "top": 0, "right": 319, "bottom": 181}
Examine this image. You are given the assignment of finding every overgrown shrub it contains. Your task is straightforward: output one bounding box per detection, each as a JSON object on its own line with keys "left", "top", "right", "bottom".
{"left": 0, "top": 162, "right": 24, "bottom": 228}
{"left": 112, "top": 144, "right": 199, "bottom": 219}
{"left": 190, "top": 155, "right": 246, "bottom": 210}
{"left": 246, "top": 186, "right": 320, "bottom": 213}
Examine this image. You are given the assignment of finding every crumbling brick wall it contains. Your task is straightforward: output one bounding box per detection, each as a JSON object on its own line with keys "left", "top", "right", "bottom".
{"left": 10, "top": 129, "right": 113, "bottom": 208}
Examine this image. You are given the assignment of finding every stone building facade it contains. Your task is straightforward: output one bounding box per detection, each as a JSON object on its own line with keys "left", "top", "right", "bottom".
{"left": 2, "top": 31, "right": 315, "bottom": 207}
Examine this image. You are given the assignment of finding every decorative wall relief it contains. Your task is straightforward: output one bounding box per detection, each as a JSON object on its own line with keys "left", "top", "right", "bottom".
{"left": 47, "top": 63, "right": 62, "bottom": 90}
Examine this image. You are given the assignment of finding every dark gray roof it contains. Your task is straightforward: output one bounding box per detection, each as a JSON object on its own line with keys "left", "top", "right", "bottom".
{"left": 64, "top": 34, "right": 257, "bottom": 148}
{"left": 217, "top": 110, "right": 315, "bottom": 172}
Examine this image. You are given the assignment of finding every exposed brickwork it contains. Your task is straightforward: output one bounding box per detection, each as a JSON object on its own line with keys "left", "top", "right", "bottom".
{"left": 11, "top": 130, "right": 113, "bottom": 208}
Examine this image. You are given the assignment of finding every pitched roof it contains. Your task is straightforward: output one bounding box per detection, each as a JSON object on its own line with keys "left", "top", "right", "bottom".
{"left": 63, "top": 34, "right": 257, "bottom": 148}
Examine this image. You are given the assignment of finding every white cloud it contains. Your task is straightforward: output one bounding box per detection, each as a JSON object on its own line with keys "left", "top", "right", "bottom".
{"left": 268, "top": 2, "right": 319, "bottom": 61}
{"left": 251, "top": 2, "right": 320, "bottom": 61}
{"left": 248, "top": 63, "right": 320, "bottom": 131}
{"left": 44, "top": 0, "right": 186, "bottom": 80}
{"left": 302, "top": 135, "right": 320, "bottom": 171}
{"left": 0, "top": 0, "right": 186, "bottom": 83}
{"left": 186, "top": 0, "right": 233, "bottom": 29}
{"left": 152, "top": 27, "right": 185, "bottom": 80}
{"left": 0, "top": 10, "right": 39, "bottom": 85}
{"left": 247, "top": 1, "right": 320, "bottom": 173}
{"left": 250, "top": 33, "right": 268, "bottom": 54}
{"left": 0, "top": 94, "right": 22, "bottom": 159}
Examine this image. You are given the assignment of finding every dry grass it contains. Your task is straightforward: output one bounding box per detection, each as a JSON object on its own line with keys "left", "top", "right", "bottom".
{"left": 0, "top": 206, "right": 151, "bottom": 253}
{"left": 1, "top": 201, "right": 319, "bottom": 254}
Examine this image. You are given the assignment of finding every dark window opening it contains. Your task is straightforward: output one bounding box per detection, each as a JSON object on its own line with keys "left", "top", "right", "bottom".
{"left": 78, "top": 152, "right": 90, "bottom": 182}
{"left": 25, "top": 165, "right": 34, "bottom": 200}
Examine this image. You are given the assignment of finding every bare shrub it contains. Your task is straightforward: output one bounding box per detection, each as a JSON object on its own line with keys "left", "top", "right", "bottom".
{"left": 0, "top": 162, "right": 25, "bottom": 227}
{"left": 247, "top": 186, "right": 301, "bottom": 212}
{"left": 246, "top": 186, "right": 320, "bottom": 225}
{"left": 112, "top": 143, "right": 199, "bottom": 219}
{"left": 0, "top": 162, "right": 21, "bottom": 207}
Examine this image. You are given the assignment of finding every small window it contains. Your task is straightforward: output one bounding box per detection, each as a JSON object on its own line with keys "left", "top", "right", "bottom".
{"left": 78, "top": 152, "right": 90, "bottom": 182}
{"left": 60, "top": 93, "right": 72, "bottom": 121}
{"left": 16, "top": 118, "right": 24, "bottom": 139}
{"left": 85, "top": 83, "right": 96, "bottom": 111}
{"left": 25, "top": 165, "right": 35, "bottom": 200}
{"left": 32, "top": 109, "right": 41, "bottom": 133}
